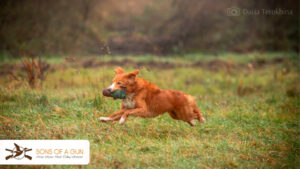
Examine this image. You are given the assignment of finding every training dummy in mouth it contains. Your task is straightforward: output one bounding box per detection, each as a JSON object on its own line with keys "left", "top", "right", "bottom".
{"left": 102, "top": 89, "right": 126, "bottom": 99}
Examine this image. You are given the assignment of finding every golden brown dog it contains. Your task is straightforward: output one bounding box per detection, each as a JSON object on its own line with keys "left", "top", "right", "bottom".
{"left": 100, "top": 67, "right": 205, "bottom": 126}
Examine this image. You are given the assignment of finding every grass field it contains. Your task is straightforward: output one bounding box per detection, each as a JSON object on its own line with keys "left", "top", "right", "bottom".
{"left": 0, "top": 52, "right": 299, "bottom": 168}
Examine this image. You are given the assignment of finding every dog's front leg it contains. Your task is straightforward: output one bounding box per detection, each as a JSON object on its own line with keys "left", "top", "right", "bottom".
{"left": 100, "top": 109, "right": 125, "bottom": 122}
{"left": 119, "top": 108, "right": 147, "bottom": 124}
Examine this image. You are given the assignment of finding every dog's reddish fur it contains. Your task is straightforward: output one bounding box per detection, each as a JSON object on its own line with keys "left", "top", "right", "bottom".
{"left": 100, "top": 67, "right": 205, "bottom": 126}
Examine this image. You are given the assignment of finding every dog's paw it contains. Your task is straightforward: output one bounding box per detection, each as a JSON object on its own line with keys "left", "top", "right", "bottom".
{"left": 200, "top": 117, "right": 206, "bottom": 123}
{"left": 188, "top": 120, "right": 196, "bottom": 126}
{"left": 119, "top": 117, "right": 126, "bottom": 125}
{"left": 99, "top": 117, "right": 111, "bottom": 122}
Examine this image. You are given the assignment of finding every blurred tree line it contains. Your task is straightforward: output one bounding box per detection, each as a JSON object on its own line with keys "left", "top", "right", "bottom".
{"left": 0, "top": 0, "right": 298, "bottom": 56}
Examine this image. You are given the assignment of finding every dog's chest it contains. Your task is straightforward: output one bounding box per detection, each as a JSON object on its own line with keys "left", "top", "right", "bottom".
{"left": 123, "top": 93, "right": 135, "bottom": 109}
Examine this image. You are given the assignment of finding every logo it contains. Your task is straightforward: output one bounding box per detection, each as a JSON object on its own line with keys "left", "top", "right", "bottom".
{"left": 5, "top": 143, "right": 32, "bottom": 160}
{"left": 1, "top": 140, "right": 89, "bottom": 165}
{"left": 226, "top": 7, "right": 240, "bottom": 16}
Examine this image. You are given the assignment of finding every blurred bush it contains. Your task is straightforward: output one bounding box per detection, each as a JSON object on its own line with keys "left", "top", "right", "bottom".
{"left": 22, "top": 56, "right": 49, "bottom": 88}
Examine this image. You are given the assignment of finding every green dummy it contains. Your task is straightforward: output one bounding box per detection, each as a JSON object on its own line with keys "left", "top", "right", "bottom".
{"left": 110, "top": 90, "right": 126, "bottom": 99}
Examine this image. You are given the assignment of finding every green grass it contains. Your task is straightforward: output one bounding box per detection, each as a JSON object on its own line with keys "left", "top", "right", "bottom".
{"left": 1, "top": 51, "right": 298, "bottom": 65}
{"left": 0, "top": 53, "right": 299, "bottom": 168}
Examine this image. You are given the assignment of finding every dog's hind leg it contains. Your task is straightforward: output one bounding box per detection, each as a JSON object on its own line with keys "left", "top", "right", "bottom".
{"left": 168, "top": 111, "right": 179, "bottom": 120}
{"left": 170, "top": 107, "right": 197, "bottom": 126}
{"left": 169, "top": 110, "right": 196, "bottom": 126}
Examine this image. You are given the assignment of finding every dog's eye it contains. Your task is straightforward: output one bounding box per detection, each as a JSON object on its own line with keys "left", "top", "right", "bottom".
{"left": 117, "top": 82, "right": 121, "bottom": 85}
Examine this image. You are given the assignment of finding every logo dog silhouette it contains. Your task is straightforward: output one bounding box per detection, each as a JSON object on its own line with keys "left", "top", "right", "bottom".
{"left": 100, "top": 67, "right": 205, "bottom": 126}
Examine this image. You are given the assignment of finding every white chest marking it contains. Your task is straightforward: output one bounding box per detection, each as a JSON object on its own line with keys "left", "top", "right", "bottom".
{"left": 123, "top": 93, "right": 135, "bottom": 109}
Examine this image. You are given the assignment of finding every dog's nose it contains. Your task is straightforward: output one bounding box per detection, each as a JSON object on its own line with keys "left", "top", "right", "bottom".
{"left": 102, "top": 88, "right": 111, "bottom": 96}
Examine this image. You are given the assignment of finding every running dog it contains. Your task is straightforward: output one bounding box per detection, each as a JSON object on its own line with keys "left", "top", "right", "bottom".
{"left": 100, "top": 67, "right": 205, "bottom": 126}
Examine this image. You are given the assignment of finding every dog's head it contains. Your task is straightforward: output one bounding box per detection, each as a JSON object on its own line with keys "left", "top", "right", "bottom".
{"left": 102, "top": 67, "right": 139, "bottom": 97}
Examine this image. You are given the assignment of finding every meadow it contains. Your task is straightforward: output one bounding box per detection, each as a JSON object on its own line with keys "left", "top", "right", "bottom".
{"left": 0, "top": 52, "right": 299, "bottom": 168}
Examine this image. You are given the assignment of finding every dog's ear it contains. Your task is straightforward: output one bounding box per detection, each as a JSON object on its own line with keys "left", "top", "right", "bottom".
{"left": 114, "top": 67, "right": 124, "bottom": 74}
{"left": 127, "top": 70, "right": 139, "bottom": 82}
